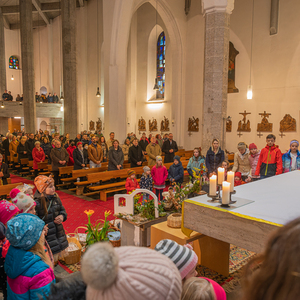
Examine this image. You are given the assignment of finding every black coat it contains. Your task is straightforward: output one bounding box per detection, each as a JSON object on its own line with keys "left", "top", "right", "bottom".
{"left": 34, "top": 190, "right": 68, "bottom": 255}
{"left": 73, "top": 148, "right": 88, "bottom": 170}
{"left": 108, "top": 146, "right": 124, "bottom": 171}
{"left": 205, "top": 147, "right": 225, "bottom": 175}
{"left": 2, "top": 138, "right": 10, "bottom": 156}
{"left": 26, "top": 138, "right": 35, "bottom": 160}
{"left": 139, "top": 139, "right": 149, "bottom": 152}
{"left": 41, "top": 143, "right": 52, "bottom": 161}
{"left": 17, "top": 143, "right": 29, "bottom": 162}
{"left": 162, "top": 140, "right": 178, "bottom": 163}
{"left": 0, "top": 163, "right": 9, "bottom": 185}
{"left": 129, "top": 145, "right": 144, "bottom": 168}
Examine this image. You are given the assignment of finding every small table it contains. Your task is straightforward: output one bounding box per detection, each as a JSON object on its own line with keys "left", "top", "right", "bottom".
{"left": 150, "top": 221, "right": 230, "bottom": 276}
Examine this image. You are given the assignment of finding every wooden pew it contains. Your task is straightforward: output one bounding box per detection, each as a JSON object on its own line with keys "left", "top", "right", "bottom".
{"left": 0, "top": 183, "right": 23, "bottom": 198}
{"left": 57, "top": 166, "right": 75, "bottom": 187}
{"left": 39, "top": 164, "right": 52, "bottom": 176}
{"left": 19, "top": 158, "right": 30, "bottom": 175}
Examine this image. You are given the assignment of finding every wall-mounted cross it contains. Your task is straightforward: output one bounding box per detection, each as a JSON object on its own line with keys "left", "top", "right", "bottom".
{"left": 279, "top": 132, "right": 285, "bottom": 138}
{"left": 237, "top": 132, "right": 243, "bottom": 137}
{"left": 257, "top": 132, "right": 263, "bottom": 138}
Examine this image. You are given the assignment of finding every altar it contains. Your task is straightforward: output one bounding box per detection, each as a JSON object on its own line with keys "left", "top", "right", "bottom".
{"left": 184, "top": 171, "right": 300, "bottom": 256}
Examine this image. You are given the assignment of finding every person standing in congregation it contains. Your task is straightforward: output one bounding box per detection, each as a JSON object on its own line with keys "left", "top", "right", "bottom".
{"left": 255, "top": 134, "right": 282, "bottom": 179}
{"left": 205, "top": 139, "right": 225, "bottom": 176}
{"left": 162, "top": 133, "right": 178, "bottom": 163}
{"left": 106, "top": 132, "right": 115, "bottom": 149}
{"left": 122, "top": 138, "right": 131, "bottom": 161}
{"left": 2, "top": 134, "right": 13, "bottom": 164}
{"left": 99, "top": 136, "right": 108, "bottom": 162}
{"left": 146, "top": 136, "right": 162, "bottom": 166}
{"left": 129, "top": 138, "right": 144, "bottom": 168}
{"left": 282, "top": 140, "right": 300, "bottom": 173}
{"left": 108, "top": 140, "right": 124, "bottom": 171}
{"left": 73, "top": 142, "right": 88, "bottom": 170}
{"left": 232, "top": 142, "right": 252, "bottom": 182}
{"left": 9, "top": 135, "right": 19, "bottom": 167}
{"left": 187, "top": 147, "right": 206, "bottom": 180}
{"left": 32, "top": 141, "right": 46, "bottom": 177}
{"left": 0, "top": 154, "right": 10, "bottom": 185}
{"left": 26, "top": 133, "right": 35, "bottom": 161}
{"left": 139, "top": 133, "right": 149, "bottom": 155}
{"left": 88, "top": 136, "right": 103, "bottom": 168}
{"left": 248, "top": 143, "right": 261, "bottom": 181}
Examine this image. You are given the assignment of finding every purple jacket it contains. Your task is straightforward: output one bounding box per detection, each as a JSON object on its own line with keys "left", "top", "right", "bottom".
{"left": 248, "top": 150, "right": 260, "bottom": 178}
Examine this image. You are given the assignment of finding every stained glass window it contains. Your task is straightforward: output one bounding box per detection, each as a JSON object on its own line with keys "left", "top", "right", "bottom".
{"left": 156, "top": 32, "right": 165, "bottom": 99}
{"left": 9, "top": 56, "right": 19, "bottom": 70}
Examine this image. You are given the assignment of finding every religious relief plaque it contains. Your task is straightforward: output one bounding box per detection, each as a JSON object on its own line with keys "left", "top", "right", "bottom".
{"left": 89, "top": 120, "right": 95, "bottom": 131}
{"left": 228, "top": 42, "right": 239, "bottom": 93}
{"left": 279, "top": 114, "right": 296, "bottom": 132}
{"left": 138, "top": 117, "right": 146, "bottom": 131}
{"left": 96, "top": 118, "right": 102, "bottom": 131}
{"left": 161, "top": 116, "right": 170, "bottom": 132}
{"left": 226, "top": 119, "right": 232, "bottom": 132}
{"left": 237, "top": 111, "right": 251, "bottom": 132}
{"left": 188, "top": 117, "right": 199, "bottom": 132}
{"left": 257, "top": 111, "right": 273, "bottom": 132}
{"left": 149, "top": 118, "right": 158, "bottom": 132}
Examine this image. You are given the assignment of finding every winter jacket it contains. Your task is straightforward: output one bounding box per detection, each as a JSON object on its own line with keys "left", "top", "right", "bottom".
{"left": 232, "top": 149, "right": 251, "bottom": 177}
{"left": 17, "top": 142, "right": 29, "bottom": 162}
{"left": 5, "top": 246, "right": 55, "bottom": 300}
{"left": 282, "top": 150, "right": 300, "bottom": 173}
{"left": 9, "top": 141, "right": 19, "bottom": 163}
{"left": 205, "top": 147, "right": 225, "bottom": 175}
{"left": 128, "top": 145, "right": 144, "bottom": 168}
{"left": 50, "top": 147, "right": 69, "bottom": 172}
{"left": 0, "top": 162, "right": 9, "bottom": 185}
{"left": 66, "top": 145, "right": 76, "bottom": 166}
{"left": 122, "top": 144, "right": 131, "bottom": 161}
{"left": 255, "top": 145, "right": 282, "bottom": 177}
{"left": 146, "top": 143, "right": 162, "bottom": 166}
{"left": 162, "top": 140, "right": 179, "bottom": 163}
{"left": 187, "top": 156, "right": 206, "bottom": 174}
{"left": 26, "top": 138, "right": 35, "bottom": 160}
{"left": 34, "top": 191, "right": 68, "bottom": 255}
{"left": 108, "top": 146, "right": 124, "bottom": 171}
{"left": 106, "top": 139, "right": 114, "bottom": 149}
{"left": 87, "top": 144, "right": 103, "bottom": 164}
{"left": 139, "top": 139, "right": 149, "bottom": 152}
{"left": 2, "top": 138, "right": 11, "bottom": 156}
{"left": 73, "top": 148, "right": 88, "bottom": 170}
{"left": 32, "top": 147, "right": 45, "bottom": 170}
{"left": 249, "top": 150, "right": 261, "bottom": 178}
{"left": 100, "top": 142, "right": 108, "bottom": 160}
{"left": 151, "top": 165, "right": 168, "bottom": 188}
{"left": 125, "top": 177, "right": 140, "bottom": 193}
{"left": 168, "top": 162, "right": 184, "bottom": 184}
{"left": 41, "top": 142, "right": 52, "bottom": 160}
{"left": 140, "top": 174, "right": 153, "bottom": 191}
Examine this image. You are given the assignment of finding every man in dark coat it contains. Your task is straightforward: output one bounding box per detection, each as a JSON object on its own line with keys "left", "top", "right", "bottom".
{"left": 0, "top": 154, "right": 10, "bottom": 185}
{"left": 129, "top": 138, "right": 144, "bottom": 168}
{"left": 26, "top": 133, "right": 35, "bottom": 161}
{"left": 139, "top": 133, "right": 149, "bottom": 155}
{"left": 162, "top": 133, "right": 178, "bottom": 163}
{"left": 2, "top": 134, "right": 13, "bottom": 163}
{"left": 73, "top": 142, "right": 88, "bottom": 170}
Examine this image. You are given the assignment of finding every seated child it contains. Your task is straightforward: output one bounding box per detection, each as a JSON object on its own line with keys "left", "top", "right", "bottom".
{"left": 125, "top": 170, "right": 140, "bottom": 193}
{"left": 234, "top": 172, "right": 245, "bottom": 186}
{"left": 155, "top": 239, "right": 226, "bottom": 300}
{"left": 140, "top": 166, "right": 153, "bottom": 204}
{"left": 168, "top": 155, "right": 184, "bottom": 185}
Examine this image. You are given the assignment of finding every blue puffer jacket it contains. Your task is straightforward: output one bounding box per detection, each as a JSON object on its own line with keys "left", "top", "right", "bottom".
{"left": 168, "top": 161, "right": 184, "bottom": 184}
{"left": 282, "top": 150, "right": 300, "bottom": 173}
{"left": 5, "top": 246, "right": 55, "bottom": 300}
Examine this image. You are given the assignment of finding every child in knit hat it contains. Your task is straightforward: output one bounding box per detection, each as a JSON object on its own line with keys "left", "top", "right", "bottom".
{"left": 0, "top": 222, "right": 7, "bottom": 300}
{"left": 10, "top": 188, "right": 36, "bottom": 214}
{"left": 155, "top": 239, "right": 226, "bottom": 300}
{"left": 234, "top": 172, "right": 244, "bottom": 186}
{"left": 4, "top": 214, "right": 55, "bottom": 299}
{"left": 125, "top": 170, "right": 140, "bottom": 193}
{"left": 81, "top": 242, "right": 182, "bottom": 300}
{"left": 151, "top": 156, "right": 168, "bottom": 201}
{"left": 168, "top": 155, "right": 184, "bottom": 185}
{"left": 140, "top": 166, "right": 153, "bottom": 204}
{"left": 248, "top": 143, "right": 260, "bottom": 181}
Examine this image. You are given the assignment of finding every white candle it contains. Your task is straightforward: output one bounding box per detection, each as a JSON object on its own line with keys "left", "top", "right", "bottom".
{"left": 209, "top": 175, "right": 217, "bottom": 196}
{"left": 218, "top": 167, "right": 225, "bottom": 185}
{"left": 227, "top": 171, "right": 235, "bottom": 192}
{"left": 222, "top": 181, "right": 231, "bottom": 205}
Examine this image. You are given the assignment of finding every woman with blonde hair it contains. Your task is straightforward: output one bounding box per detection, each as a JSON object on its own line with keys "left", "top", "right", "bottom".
{"left": 205, "top": 139, "right": 225, "bottom": 176}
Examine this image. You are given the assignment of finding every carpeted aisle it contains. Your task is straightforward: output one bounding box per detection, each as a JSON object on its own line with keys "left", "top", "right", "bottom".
{"left": 10, "top": 174, "right": 116, "bottom": 233}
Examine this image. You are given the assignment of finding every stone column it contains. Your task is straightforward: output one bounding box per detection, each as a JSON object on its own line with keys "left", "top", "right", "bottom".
{"left": 202, "top": 0, "right": 234, "bottom": 152}
{"left": 61, "top": 0, "right": 78, "bottom": 137}
{"left": 48, "top": 20, "right": 54, "bottom": 93}
{"left": 19, "top": 0, "right": 36, "bottom": 133}
{"left": 0, "top": 9, "right": 6, "bottom": 94}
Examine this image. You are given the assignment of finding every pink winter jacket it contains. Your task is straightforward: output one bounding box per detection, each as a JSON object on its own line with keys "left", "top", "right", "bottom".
{"left": 248, "top": 150, "right": 260, "bottom": 178}
{"left": 151, "top": 165, "right": 168, "bottom": 187}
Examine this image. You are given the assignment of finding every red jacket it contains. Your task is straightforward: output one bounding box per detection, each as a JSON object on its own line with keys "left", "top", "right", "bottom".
{"left": 255, "top": 144, "right": 282, "bottom": 177}
{"left": 32, "top": 147, "right": 45, "bottom": 170}
{"left": 125, "top": 177, "right": 140, "bottom": 193}
{"left": 151, "top": 165, "right": 168, "bottom": 186}
{"left": 67, "top": 145, "right": 76, "bottom": 166}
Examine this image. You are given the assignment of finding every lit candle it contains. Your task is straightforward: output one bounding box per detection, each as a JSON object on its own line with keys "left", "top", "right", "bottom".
{"left": 227, "top": 171, "right": 235, "bottom": 192}
{"left": 209, "top": 175, "right": 217, "bottom": 196}
{"left": 222, "top": 181, "right": 231, "bottom": 205}
{"left": 218, "top": 167, "right": 225, "bottom": 185}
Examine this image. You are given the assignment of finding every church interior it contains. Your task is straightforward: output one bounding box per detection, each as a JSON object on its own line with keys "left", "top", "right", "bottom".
{"left": 0, "top": 0, "right": 300, "bottom": 299}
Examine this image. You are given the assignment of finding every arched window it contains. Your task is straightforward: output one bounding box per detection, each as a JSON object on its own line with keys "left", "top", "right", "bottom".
{"left": 156, "top": 32, "right": 165, "bottom": 99}
{"left": 9, "top": 56, "right": 19, "bottom": 70}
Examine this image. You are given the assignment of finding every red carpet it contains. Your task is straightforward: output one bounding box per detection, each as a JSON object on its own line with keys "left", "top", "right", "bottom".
{"left": 10, "top": 174, "right": 116, "bottom": 233}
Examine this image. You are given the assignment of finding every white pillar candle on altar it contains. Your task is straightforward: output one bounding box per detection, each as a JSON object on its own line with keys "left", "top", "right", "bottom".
{"left": 217, "top": 167, "right": 225, "bottom": 185}
{"left": 227, "top": 171, "right": 235, "bottom": 192}
{"left": 209, "top": 175, "right": 217, "bottom": 196}
{"left": 222, "top": 181, "right": 231, "bottom": 205}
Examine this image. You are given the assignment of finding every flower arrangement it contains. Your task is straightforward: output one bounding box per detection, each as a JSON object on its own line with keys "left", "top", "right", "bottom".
{"left": 84, "top": 209, "right": 114, "bottom": 246}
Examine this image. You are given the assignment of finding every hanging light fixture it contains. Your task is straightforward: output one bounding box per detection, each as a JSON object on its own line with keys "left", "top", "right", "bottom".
{"left": 60, "top": 92, "right": 64, "bottom": 100}
{"left": 153, "top": 0, "right": 159, "bottom": 91}
{"left": 247, "top": 0, "right": 255, "bottom": 100}
{"left": 96, "top": 0, "right": 101, "bottom": 98}
{"left": 11, "top": 75, "right": 14, "bottom": 80}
